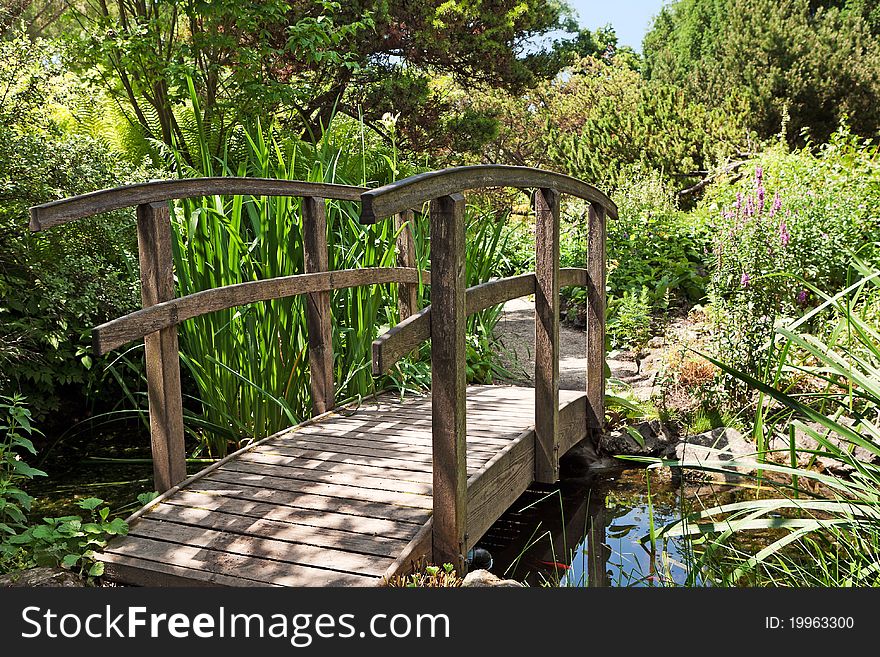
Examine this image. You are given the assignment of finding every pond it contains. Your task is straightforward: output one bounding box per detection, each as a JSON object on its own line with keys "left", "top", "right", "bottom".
{"left": 475, "top": 467, "right": 749, "bottom": 587}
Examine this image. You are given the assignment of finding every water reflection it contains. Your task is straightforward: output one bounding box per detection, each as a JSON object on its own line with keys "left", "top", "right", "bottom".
{"left": 477, "top": 467, "right": 733, "bottom": 587}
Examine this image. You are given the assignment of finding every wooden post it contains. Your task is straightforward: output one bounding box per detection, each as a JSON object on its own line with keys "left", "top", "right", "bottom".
{"left": 302, "top": 196, "right": 334, "bottom": 416}
{"left": 394, "top": 209, "right": 419, "bottom": 322}
{"left": 136, "top": 202, "right": 186, "bottom": 493}
{"left": 429, "top": 193, "right": 468, "bottom": 572}
{"left": 587, "top": 491, "right": 609, "bottom": 587}
{"left": 534, "top": 188, "right": 560, "bottom": 483}
{"left": 586, "top": 202, "right": 606, "bottom": 433}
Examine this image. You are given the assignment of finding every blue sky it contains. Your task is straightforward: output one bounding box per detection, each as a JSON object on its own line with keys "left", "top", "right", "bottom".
{"left": 564, "top": 0, "right": 671, "bottom": 51}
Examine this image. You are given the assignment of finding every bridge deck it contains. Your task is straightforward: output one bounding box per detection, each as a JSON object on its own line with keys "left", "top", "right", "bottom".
{"left": 101, "top": 385, "right": 588, "bottom": 587}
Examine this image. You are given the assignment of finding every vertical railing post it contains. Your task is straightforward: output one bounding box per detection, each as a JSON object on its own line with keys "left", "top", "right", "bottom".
{"left": 394, "top": 209, "right": 419, "bottom": 322}
{"left": 534, "top": 187, "right": 560, "bottom": 483}
{"left": 430, "top": 193, "right": 468, "bottom": 572}
{"left": 136, "top": 202, "right": 186, "bottom": 493}
{"left": 586, "top": 202, "right": 607, "bottom": 434}
{"left": 302, "top": 196, "right": 335, "bottom": 416}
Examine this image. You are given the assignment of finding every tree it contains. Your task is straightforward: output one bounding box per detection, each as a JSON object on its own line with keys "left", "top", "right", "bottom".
{"left": 69, "top": 0, "right": 576, "bottom": 157}
{"left": 642, "top": 0, "right": 880, "bottom": 143}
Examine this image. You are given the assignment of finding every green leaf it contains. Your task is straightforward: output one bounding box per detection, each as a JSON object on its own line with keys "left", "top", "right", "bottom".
{"left": 77, "top": 497, "right": 104, "bottom": 511}
{"left": 62, "top": 553, "right": 80, "bottom": 568}
{"left": 11, "top": 460, "right": 47, "bottom": 478}
{"left": 88, "top": 562, "right": 105, "bottom": 577}
{"left": 108, "top": 518, "right": 129, "bottom": 535}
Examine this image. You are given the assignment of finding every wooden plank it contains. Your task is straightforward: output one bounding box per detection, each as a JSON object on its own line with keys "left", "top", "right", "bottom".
{"left": 302, "top": 196, "right": 335, "bottom": 415}
{"left": 161, "top": 490, "right": 420, "bottom": 540}
{"left": 102, "top": 553, "right": 275, "bottom": 587}
{"left": 238, "top": 450, "right": 438, "bottom": 484}
{"left": 94, "top": 267, "right": 425, "bottom": 354}
{"left": 372, "top": 273, "right": 536, "bottom": 374}
{"left": 127, "top": 518, "right": 394, "bottom": 576}
{"left": 430, "top": 192, "right": 468, "bottom": 570}
{"left": 103, "top": 535, "right": 378, "bottom": 586}
{"left": 395, "top": 209, "right": 421, "bottom": 323}
{"left": 189, "top": 478, "right": 430, "bottom": 524}
{"left": 377, "top": 519, "right": 433, "bottom": 585}
{"left": 587, "top": 202, "right": 607, "bottom": 432}
{"left": 560, "top": 267, "right": 587, "bottom": 288}
{"left": 534, "top": 187, "right": 560, "bottom": 483}
{"left": 466, "top": 429, "right": 535, "bottom": 546}
{"left": 359, "top": 165, "right": 618, "bottom": 224}
{"left": 559, "top": 394, "right": 589, "bottom": 455}
{"left": 285, "top": 425, "right": 505, "bottom": 452}
{"left": 218, "top": 459, "right": 434, "bottom": 496}
{"left": 260, "top": 438, "right": 490, "bottom": 471}
{"left": 201, "top": 470, "right": 434, "bottom": 509}
{"left": 140, "top": 506, "right": 409, "bottom": 558}
{"left": 31, "top": 178, "right": 366, "bottom": 230}
{"left": 137, "top": 202, "right": 186, "bottom": 493}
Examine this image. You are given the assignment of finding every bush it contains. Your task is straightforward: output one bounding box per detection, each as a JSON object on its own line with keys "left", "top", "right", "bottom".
{"left": 703, "top": 128, "right": 880, "bottom": 384}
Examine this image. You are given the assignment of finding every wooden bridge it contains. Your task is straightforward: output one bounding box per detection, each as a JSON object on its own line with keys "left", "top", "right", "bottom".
{"left": 29, "top": 166, "right": 616, "bottom": 586}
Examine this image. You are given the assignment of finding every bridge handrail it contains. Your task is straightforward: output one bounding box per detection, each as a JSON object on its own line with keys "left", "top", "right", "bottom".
{"left": 358, "top": 165, "right": 617, "bottom": 225}
{"left": 29, "top": 178, "right": 366, "bottom": 230}
{"left": 371, "top": 268, "right": 588, "bottom": 375}
{"left": 93, "top": 267, "right": 431, "bottom": 356}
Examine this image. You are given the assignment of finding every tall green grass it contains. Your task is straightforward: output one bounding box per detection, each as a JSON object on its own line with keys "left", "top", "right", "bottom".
{"left": 136, "top": 120, "right": 515, "bottom": 457}
{"left": 657, "top": 252, "right": 880, "bottom": 586}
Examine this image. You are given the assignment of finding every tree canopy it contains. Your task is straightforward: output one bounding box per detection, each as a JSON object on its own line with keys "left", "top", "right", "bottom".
{"left": 642, "top": 0, "right": 880, "bottom": 143}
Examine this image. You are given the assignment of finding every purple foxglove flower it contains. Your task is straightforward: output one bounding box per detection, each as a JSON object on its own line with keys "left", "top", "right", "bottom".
{"left": 741, "top": 272, "right": 750, "bottom": 287}
{"left": 756, "top": 166, "right": 763, "bottom": 183}
{"left": 779, "top": 221, "right": 790, "bottom": 247}
{"left": 757, "top": 184, "right": 765, "bottom": 214}
{"left": 797, "top": 290, "right": 808, "bottom": 305}
{"left": 770, "top": 191, "right": 782, "bottom": 216}
{"left": 735, "top": 192, "right": 743, "bottom": 210}
{"left": 745, "top": 195, "right": 754, "bottom": 217}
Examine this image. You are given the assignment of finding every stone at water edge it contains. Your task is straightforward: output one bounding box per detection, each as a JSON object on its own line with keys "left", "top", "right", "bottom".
{"left": 461, "top": 570, "right": 523, "bottom": 588}
{"left": 673, "top": 427, "right": 759, "bottom": 484}
{"left": 766, "top": 419, "right": 879, "bottom": 476}
{"left": 599, "top": 419, "right": 675, "bottom": 458}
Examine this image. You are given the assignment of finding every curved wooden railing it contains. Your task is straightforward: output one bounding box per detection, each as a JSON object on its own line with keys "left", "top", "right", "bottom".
{"left": 29, "top": 178, "right": 409, "bottom": 493}
{"left": 29, "top": 167, "right": 613, "bottom": 571}
{"left": 360, "top": 166, "right": 614, "bottom": 568}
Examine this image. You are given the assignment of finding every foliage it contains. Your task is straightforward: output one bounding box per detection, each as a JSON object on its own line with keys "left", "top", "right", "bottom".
{"left": 386, "top": 562, "right": 462, "bottom": 587}
{"left": 4, "top": 497, "right": 128, "bottom": 579}
{"left": 470, "top": 56, "right": 749, "bottom": 188}
{"left": 72, "top": 0, "right": 577, "bottom": 157}
{"left": 0, "top": 395, "right": 45, "bottom": 540}
{"left": 643, "top": 0, "right": 880, "bottom": 144}
{"left": 0, "top": 36, "right": 143, "bottom": 420}
{"left": 704, "top": 128, "right": 880, "bottom": 383}
{"left": 607, "top": 287, "right": 653, "bottom": 351}
{"left": 657, "top": 260, "right": 880, "bottom": 586}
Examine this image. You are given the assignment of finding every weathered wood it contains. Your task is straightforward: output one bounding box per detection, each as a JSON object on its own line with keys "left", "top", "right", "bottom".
{"left": 93, "top": 267, "right": 428, "bottom": 354}
{"left": 30, "top": 178, "right": 366, "bottom": 231}
{"left": 189, "top": 479, "right": 430, "bottom": 524}
{"left": 466, "top": 429, "right": 534, "bottom": 546}
{"left": 558, "top": 393, "right": 589, "bottom": 455}
{"left": 302, "top": 196, "right": 334, "bottom": 415}
{"left": 430, "top": 193, "right": 468, "bottom": 570}
{"left": 103, "top": 535, "right": 378, "bottom": 586}
{"left": 395, "top": 210, "right": 421, "bottom": 322}
{"left": 102, "top": 555, "right": 267, "bottom": 587}
{"left": 359, "top": 165, "right": 618, "bottom": 224}
{"left": 161, "top": 490, "right": 419, "bottom": 539}
{"left": 559, "top": 267, "right": 587, "bottom": 288}
{"left": 371, "top": 273, "right": 536, "bottom": 375}
{"left": 137, "top": 202, "right": 186, "bottom": 493}
{"left": 587, "top": 202, "right": 607, "bottom": 433}
{"left": 534, "top": 187, "right": 560, "bottom": 483}
{"left": 377, "top": 518, "right": 433, "bottom": 585}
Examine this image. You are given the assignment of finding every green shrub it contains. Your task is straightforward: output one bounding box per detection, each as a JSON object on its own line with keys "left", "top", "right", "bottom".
{"left": 607, "top": 287, "right": 653, "bottom": 350}
{"left": 703, "top": 128, "right": 880, "bottom": 384}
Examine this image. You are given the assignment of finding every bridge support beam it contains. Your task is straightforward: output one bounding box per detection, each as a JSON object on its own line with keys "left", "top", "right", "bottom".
{"left": 587, "top": 202, "right": 607, "bottom": 434}
{"left": 136, "top": 202, "right": 186, "bottom": 493}
{"left": 534, "top": 187, "right": 560, "bottom": 483}
{"left": 430, "top": 193, "right": 468, "bottom": 572}
{"left": 302, "top": 196, "right": 335, "bottom": 415}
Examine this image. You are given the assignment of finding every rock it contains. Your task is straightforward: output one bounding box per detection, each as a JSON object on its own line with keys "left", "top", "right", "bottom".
{"left": 767, "top": 420, "right": 879, "bottom": 476}
{"left": 599, "top": 420, "right": 674, "bottom": 458}
{"left": 607, "top": 358, "right": 639, "bottom": 379}
{"left": 0, "top": 567, "right": 86, "bottom": 588}
{"left": 647, "top": 336, "right": 665, "bottom": 349}
{"left": 461, "top": 569, "right": 523, "bottom": 587}
{"left": 560, "top": 438, "right": 624, "bottom": 478}
{"left": 673, "top": 427, "right": 759, "bottom": 484}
